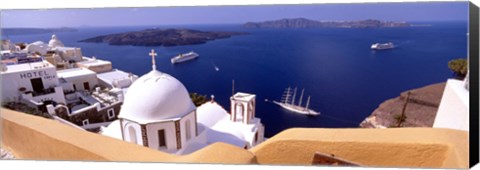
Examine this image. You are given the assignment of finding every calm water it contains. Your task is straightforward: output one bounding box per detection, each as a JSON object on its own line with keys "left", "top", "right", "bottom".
{"left": 3, "top": 22, "right": 468, "bottom": 137}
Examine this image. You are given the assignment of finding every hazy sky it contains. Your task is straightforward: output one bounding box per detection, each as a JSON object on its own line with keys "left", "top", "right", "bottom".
{"left": 1, "top": 2, "right": 469, "bottom": 28}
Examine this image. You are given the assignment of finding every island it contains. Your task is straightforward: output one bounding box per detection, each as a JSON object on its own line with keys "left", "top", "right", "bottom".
{"left": 78, "top": 28, "right": 248, "bottom": 47}
{"left": 243, "top": 18, "right": 410, "bottom": 28}
{"left": 1, "top": 27, "right": 78, "bottom": 35}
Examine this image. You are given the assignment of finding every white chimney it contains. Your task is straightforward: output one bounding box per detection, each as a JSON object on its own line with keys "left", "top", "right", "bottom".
{"left": 46, "top": 104, "right": 56, "bottom": 115}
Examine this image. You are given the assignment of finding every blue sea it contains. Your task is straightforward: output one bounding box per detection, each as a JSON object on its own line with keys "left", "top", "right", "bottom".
{"left": 3, "top": 21, "right": 468, "bottom": 137}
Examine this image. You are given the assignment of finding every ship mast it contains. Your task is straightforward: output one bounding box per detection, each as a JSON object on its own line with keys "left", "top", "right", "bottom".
{"left": 282, "top": 87, "right": 291, "bottom": 104}
{"left": 291, "top": 87, "right": 297, "bottom": 105}
{"left": 305, "top": 96, "right": 311, "bottom": 111}
{"left": 298, "top": 88, "right": 305, "bottom": 107}
{"left": 232, "top": 79, "right": 235, "bottom": 96}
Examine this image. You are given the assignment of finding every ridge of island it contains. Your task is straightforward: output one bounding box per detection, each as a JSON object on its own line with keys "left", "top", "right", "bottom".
{"left": 79, "top": 28, "right": 249, "bottom": 47}
{"left": 243, "top": 18, "right": 410, "bottom": 28}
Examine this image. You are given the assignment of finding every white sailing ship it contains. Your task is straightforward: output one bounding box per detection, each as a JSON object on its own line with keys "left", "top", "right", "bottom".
{"left": 272, "top": 87, "right": 320, "bottom": 116}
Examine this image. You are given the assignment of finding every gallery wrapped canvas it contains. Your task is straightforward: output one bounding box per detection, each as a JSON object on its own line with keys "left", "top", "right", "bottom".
{"left": 0, "top": 0, "right": 478, "bottom": 169}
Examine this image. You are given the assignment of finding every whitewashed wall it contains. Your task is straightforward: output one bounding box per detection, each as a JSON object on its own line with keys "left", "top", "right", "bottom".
{"left": 61, "top": 73, "right": 98, "bottom": 91}
{"left": 433, "top": 79, "right": 469, "bottom": 131}
{"left": 146, "top": 121, "right": 176, "bottom": 151}
{"left": 1, "top": 66, "right": 59, "bottom": 102}
{"left": 179, "top": 111, "right": 196, "bottom": 147}
{"left": 121, "top": 119, "right": 143, "bottom": 145}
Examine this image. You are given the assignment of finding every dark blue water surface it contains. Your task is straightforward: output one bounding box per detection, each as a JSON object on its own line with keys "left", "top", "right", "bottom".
{"left": 4, "top": 22, "right": 467, "bottom": 137}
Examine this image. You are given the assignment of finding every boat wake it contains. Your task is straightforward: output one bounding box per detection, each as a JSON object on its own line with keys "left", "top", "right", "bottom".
{"left": 212, "top": 62, "right": 219, "bottom": 71}
{"left": 205, "top": 53, "right": 220, "bottom": 72}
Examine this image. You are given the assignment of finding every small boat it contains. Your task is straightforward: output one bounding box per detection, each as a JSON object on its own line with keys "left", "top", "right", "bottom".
{"left": 272, "top": 87, "right": 320, "bottom": 116}
{"left": 371, "top": 42, "right": 394, "bottom": 50}
{"left": 171, "top": 51, "right": 199, "bottom": 64}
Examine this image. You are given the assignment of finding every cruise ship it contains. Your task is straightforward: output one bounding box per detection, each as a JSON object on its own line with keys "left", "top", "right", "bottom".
{"left": 371, "top": 42, "right": 394, "bottom": 50}
{"left": 170, "top": 51, "right": 199, "bottom": 64}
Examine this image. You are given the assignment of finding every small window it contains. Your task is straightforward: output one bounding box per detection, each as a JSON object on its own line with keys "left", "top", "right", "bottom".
{"left": 107, "top": 108, "right": 115, "bottom": 119}
{"left": 83, "top": 82, "right": 90, "bottom": 90}
{"left": 128, "top": 126, "right": 137, "bottom": 144}
{"left": 82, "top": 119, "right": 89, "bottom": 126}
{"left": 235, "top": 103, "right": 244, "bottom": 120}
{"left": 158, "top": 129, "right": 166, "bottom": 148}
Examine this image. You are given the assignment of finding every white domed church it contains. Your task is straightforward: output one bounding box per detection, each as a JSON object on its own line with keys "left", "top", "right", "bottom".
{"left": 101, "top": 50, "right": 265, "bottom": 154}
{"left": 48, "top": 34, "right": 65, "bottom": 48}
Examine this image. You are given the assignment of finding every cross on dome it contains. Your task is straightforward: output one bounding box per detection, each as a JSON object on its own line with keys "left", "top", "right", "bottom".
{"left": 149, "top": 49, "right": 158, "bottom": 70}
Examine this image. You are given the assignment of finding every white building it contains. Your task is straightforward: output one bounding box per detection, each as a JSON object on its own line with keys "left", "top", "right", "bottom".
{"left": 76, "top": 57, "right": 113, "bottom": 73}
{"left": 1, "top": 39, "right": 17, "bottom": 51}
{"left": 433, "top": 77, "right": 469, "bottom": 131}
{"left": 0, "top": 60, "right": 66, "bottom": 107}
{"left": 101, "top": 49, "right": 265, "bottom": 154}
{"left": 54, "top": 47, "right": 83, "bottom": 62}
{"left": 1, "top": 37, "right": 136, "bottom": 131}
{"left": 97, "top": 69, "right": 138, "bottom": 91}
{"left": 25, "top": 41, "right": 49, "bottom": 55}
{"left": 57, "top": 68, "right": 98, "bottom": 91}
{"left": 118, "top": 69, "right": 197, "bottom": 153}
{"left": 194, "top": 93, "right": 265, "bottom": 150}
{"left": 48, "top": 34, "right": 65, "bottom": 48}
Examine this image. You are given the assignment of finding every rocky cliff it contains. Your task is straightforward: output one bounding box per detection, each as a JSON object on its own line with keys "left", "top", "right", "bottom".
{"left": 360, "top": 82, "right": 446, "bottom": 128}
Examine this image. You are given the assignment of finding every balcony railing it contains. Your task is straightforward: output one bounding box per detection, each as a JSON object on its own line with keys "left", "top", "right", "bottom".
{"left": 25, "top": 87, "right": 56, "bottom": 97}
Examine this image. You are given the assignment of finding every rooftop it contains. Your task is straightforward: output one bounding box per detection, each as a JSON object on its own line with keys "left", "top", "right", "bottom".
{"left": 77, "top": 57, "right": 111, "bottom": 67}
{"left": 97, "top": 69, "right": 137, "bottom": 88}
{"left": 1, "top": 60, "right": 54, "bottom": 74}
{"left": 54, "top": 46, "right": 80, "bottom": 51}
{"left": 57, "top": 67, "right": 96, "bottom": 78}
{"left": 232, "top": 92, "right": 256, "bottom": 101}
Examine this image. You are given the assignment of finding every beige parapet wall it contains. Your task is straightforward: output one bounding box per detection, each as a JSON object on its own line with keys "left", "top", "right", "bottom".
{"left": 1, "top": 108, "right": 468, "bottom": 168}
{"left": 250, "top": 128, "right": 468, "bottom": 168}
{"left": 0, "top": 109, "right": 255, "bottom": 164}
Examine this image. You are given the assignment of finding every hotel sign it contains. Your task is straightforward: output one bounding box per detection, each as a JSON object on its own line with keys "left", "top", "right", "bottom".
{"left": 17, "top": 58, "right": 42, "bottom": 64}
{"left": 19, "top": 70, "right": 56, "bottom": 80}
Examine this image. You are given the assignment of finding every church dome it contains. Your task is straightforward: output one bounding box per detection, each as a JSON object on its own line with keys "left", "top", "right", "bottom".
{"left": 48, "top": 34, "right": 64, "bottom": 48}
{"left": 118, "top": 70, "right": 196, "bottom": 123}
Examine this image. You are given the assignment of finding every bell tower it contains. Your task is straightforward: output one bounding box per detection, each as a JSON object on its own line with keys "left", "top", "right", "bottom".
{"left": 230, "top": 92, "right": 256, "bottom": 124}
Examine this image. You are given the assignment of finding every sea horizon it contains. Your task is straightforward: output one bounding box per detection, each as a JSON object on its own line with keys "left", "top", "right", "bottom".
{"left": 0, "top": 19, "right": 469, "bottom": 29}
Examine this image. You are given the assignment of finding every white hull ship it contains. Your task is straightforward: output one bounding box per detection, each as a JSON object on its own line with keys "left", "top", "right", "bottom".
{"left": 371, "top": 42, "right": 394, "bottom": 50}
{"left": 171, "top": 51, "right": 199, "bottom": 64}
{"left": 273, "top": 87, "right": 320, "bottom": 116}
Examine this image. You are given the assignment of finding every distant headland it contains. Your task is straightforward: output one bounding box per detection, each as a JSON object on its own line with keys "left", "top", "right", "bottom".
{"left": 79, "top": 28, "right": 248, "bottom": 47}
{"left": 243, "top": 18, "right": 410, "bottom": 28}
{"left": 1, "top": 27, "right": 78, "bottom": 35}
